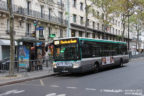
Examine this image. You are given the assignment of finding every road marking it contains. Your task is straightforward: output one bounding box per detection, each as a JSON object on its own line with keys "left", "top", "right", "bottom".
{"left": 0, "top": 89, "right": 25, "bottom": 96}
{"left": 12, "top": 90, "right": 25, "bottom": 94}
{"left": 66, "top": 86, "right": 77, "bottom": 89}
{"left": 85, "top": 88, "right": 96, "bottom": 91}
{"left": 50, "top": 85, "right": 60, "bottom": 88}
{"left": 40, "top": 79, "right": 44, "bottom": 86}
{"left": 57, "top": 94, "right": 66, "bottom": 96}
{"left": 46, "top": 93, "right": 66, "bottom": 96}
{"left": 46, "top": 93, "right": 56, "bottom": 96}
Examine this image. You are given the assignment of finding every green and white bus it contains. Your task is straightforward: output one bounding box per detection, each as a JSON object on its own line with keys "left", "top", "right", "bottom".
{"left": 53, "top": 37, "right": 129, "bottom": 73}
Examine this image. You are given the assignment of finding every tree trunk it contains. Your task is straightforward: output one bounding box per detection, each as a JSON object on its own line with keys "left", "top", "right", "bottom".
{"left": 8, "top": 0, "right": 15, "bottom": 76}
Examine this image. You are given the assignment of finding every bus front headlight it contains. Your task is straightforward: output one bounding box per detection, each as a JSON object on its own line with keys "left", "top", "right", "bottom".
{"left": 73, "top": 62, "right": 81, "bottom": 68}
{"left": 53, "top": 62, "right": 57, "bottom": 68}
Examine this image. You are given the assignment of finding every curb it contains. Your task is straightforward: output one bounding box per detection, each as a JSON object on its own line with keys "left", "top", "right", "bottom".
{"left": 130, "top": 57, "right": 144, "bottom": 61}
{"left": 0, "top": 73, "right": 56, "bottom": 87}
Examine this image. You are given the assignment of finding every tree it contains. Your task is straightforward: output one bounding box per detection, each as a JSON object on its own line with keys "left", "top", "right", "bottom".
{"left": 90, "top": 0, "right": 116, "bottom": 39}
{"left": 129, "top": 8, "right": 144, "bottom": 51}
{"left": 114, "top": 0, "right": 139, "bottom": 41}
{"left": 7, "top": 0, "right": 15, "bottom": 76}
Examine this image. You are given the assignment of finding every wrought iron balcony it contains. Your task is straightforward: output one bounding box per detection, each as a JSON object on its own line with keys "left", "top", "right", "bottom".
{"left": 57, "top": 2, "right": 64, "bottom": 8}
{"left": 0, "top": 1, "right": 7, "bottom": 11}
{"left": 0, "top": 1, "right": 67, "bottom": 26}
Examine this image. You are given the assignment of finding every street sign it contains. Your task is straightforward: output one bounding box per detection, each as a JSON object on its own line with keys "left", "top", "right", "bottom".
{"left": 36, "top": 27, "right": 44, "bottom": 30}
{"left": 49, "top": 34, "right": 56, "bottom": 38}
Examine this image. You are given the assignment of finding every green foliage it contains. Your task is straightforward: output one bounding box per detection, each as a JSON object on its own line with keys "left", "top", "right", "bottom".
{"left": 90, "top": 0, "right": 116, "bottom": 31}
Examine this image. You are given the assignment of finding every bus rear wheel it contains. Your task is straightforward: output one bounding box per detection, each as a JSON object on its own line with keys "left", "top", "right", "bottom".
{"left": 119, "top": 60, "right": 123, "bottom": 67}
{"left": 94, "top": 63, "right": 99, "bottom": 72}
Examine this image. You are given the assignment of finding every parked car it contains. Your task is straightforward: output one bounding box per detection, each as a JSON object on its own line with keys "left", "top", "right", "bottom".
{"left": 0, "top": 57, "right": 18, "bottom": 70}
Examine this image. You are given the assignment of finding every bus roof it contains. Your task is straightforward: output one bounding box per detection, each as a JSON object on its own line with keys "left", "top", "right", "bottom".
{"left": 54, "top": 37, "right": 127, "bottom": 44}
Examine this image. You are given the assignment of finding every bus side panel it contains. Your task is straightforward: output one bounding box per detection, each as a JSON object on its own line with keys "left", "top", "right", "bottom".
{"left": 114, "top": 55, "right": 129, "bottom": 65}
{"left": 81, "top": 57, "right": 102, "bottom": 72}
{"left": 123, "top": 55, "right": 129, "bottom": 63}
{"left": 113, "top": 56, "right": 122, "bottom": 65}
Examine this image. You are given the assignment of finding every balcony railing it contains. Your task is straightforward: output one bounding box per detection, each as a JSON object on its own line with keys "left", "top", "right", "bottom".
{"left": 57, "top": 2, "right": 64, "bottom": 8}
{"left": 0, "top": 1, "right": 67, "bottom": 26}
{"left": 0, "top": 1, "right": 7, "bottom": 11}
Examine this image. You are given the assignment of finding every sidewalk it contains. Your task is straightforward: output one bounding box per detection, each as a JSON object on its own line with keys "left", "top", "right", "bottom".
{"left": 0, "top": 67, "right": 54, "bottom": 86}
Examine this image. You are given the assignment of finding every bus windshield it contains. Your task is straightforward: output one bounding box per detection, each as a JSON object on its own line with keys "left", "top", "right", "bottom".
{"left": 54, "top": 44, "right": 80, "bottom": 61}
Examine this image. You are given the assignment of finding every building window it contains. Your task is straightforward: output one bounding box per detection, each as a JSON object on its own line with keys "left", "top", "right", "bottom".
{"left": 115, "top": 20, "right": 117, "bottom": 26}
{"left": 109, "top": 27, "right": 111, "bottom": 33}
{"left": 71, "top": 30, "right": 76, "bottom": 37}
{"left": 113, "top": 28, "right": 115, "bottom": 34}
{"left": 86, "top": 33, "right": 89, "bottom": 37}
{"left": 97, "top": 23, "right": 99, "bottom": 30}
{"left": 97, "top": 11, "right": 99, "bottom": 17}
{"left": 93, "top": 22, "right": 95, "bottom": 29}
{"left": 97, "top": 33, "right": 100, "bottom": 39}
{"left": 58, "top": 11, "right": 63, "bottom": 23}
{"left": 58, "top": 0, "right": 62, "bottom": 3}
{"left": 73, "top": 0, "right": 76, "bottom": 8}
{"left": 39, "top": 26, "right": 44, "bottom": 37}
{"left": 79, "top": 31, "right": 82, "bottom": 37}
{"left": 102, "top": 24, "right": 104, "bottom": 31}
{"left": 26, "top": 23, "right": 31, "bottom": 36}
{"left": 60, "top": 29, "right": 63, "bottom": 38}
{"left": 102, "top": 13, "right": 104, "bottom": 19}
{"left": 87, "top": 19, "right": 89, "bottom": 26}
{"left": 40, "top": 5, "right": 44, "bottom": 18}
{"left": 92, "top": 33, "right": 95, "bottom": 38}
{"left": 80, "top": 2, "right": 83, "bottom": 11}
{"left": 48, "top": 27, "right": 51, "bottom": 38}
{"left": 48, "top": 8, "right": 52, "bottom": 19}
{"left": 39, "top": 30, "right": 43, "bottom": 37}
{"left": 113, "top": 19, "right": 115, "bottom": 24}
{"left": 92, "top": 9, "right": 95, "bottom": 16}
{"left": 73, "top": 14, "right": 77, "bottom": 23}
{"left": 80, "top": 16, "right": 83, "bottom": 25}
{"left": 7, "top": 19, "right": 10, "bottom": 31}
{"left": 27, "top": 1, "right": 31, "bottom": 15}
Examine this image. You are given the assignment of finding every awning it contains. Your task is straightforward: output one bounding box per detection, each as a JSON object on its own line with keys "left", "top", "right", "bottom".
{"left": 0, "top": 39, "right": 17, "bottom": 46}
{"left": 17, "top": 37, "right": 43, "bottom": 43}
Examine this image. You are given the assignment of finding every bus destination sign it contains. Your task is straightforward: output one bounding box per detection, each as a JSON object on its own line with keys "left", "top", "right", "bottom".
{"left": 54, "top": 39, "right": 77, "bottom": 45}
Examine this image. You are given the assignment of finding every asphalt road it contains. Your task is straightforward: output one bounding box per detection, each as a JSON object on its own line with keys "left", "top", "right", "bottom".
{"left": 0, "top": 58, "right": 144, "bottom": 96}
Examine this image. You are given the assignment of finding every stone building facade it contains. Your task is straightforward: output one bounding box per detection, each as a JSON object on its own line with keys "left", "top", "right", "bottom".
{"left": 0, "top": 0, "right": 67, "bottom": 60}
{"left": 65, "top": 0, "right": 129, "bottom": 41}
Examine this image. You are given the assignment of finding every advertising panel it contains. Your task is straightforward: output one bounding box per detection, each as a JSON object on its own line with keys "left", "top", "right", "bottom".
{"left": 19, "top": 45, "right": 29, "bottom": 68}
{"left": 102, "top": 57, "right": 114, "bottom": 65}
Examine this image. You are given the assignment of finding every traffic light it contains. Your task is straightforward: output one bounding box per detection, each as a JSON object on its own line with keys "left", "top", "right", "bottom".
{"left": 33, "top": 20, "right": 38, "bottom": 26}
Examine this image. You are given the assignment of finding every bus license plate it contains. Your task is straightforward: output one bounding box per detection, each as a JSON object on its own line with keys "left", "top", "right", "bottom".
{"left": 62, "top": 70, "right": 68, "bottom": 72}
{"left": 57, "top": 62, "right": 72, "bottom": 67}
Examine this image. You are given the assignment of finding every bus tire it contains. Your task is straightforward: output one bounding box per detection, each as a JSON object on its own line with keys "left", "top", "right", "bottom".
{"left": 94, "top": 63, "right": 99, "bottom": 72}
{"left": 119, "top": 59, "right": 123, "bottom": 67}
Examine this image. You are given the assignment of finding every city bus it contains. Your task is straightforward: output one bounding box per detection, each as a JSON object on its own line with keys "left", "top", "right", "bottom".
{"left": 52, "top": 37, "right": 129, "bottom": 73}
